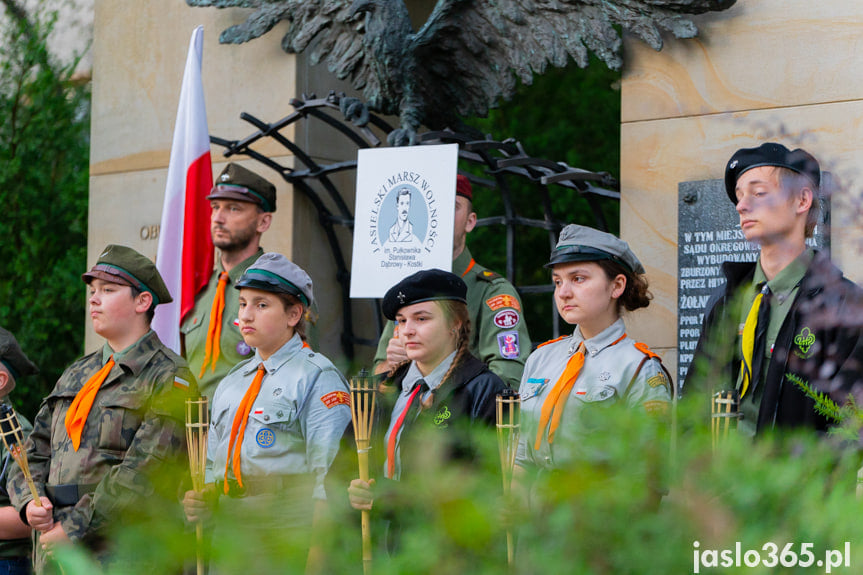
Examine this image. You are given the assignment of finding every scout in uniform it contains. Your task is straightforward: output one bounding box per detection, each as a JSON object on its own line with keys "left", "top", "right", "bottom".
{"left": 685, "top": 143, "right": 863, "bottom": 435}
{"left": 374, "top": 175, "right": 531, "bottom": 389}
{"left": 0, "top": 327, "right": 39, "bottom": 575}
{"left": 515, "top": 225, "right": 672, "bottom": 475}
{"left": 9, "top": 245, "right": 193, "bottom": 573}
{"left": 182, "top": 253, "right": 351, "bottom": 572}
{"left": 349, "top": 269, "right": 507, "bottom": 551}
{"left": 182, "top": 163, "right": 276, "bottom": 400}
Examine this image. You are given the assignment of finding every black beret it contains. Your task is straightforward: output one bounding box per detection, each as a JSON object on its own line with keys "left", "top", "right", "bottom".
{"left": 0, "top": 326, "right": 38, "bottom": 380}
{"left": 382, "top": 269, "right": 467, "bottom": 320}
{"left": 208, "top": 163, "right": 277, "bottom": 212}
{"left": 82, "top": 245, "right": 173, "bottom": 305}
{"left": 724, "top": 143, "right": 820, "bottom": 203}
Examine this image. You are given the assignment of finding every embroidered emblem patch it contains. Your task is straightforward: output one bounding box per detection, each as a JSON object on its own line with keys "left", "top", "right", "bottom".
{"left": 523, "top": 378, "right": 548, "bottom": 399}
{"left": 493, "top": 309, "right": 520, "bottom": 329}
{"left": 598, "top": 371, "right": 611, "bottom": 382}
{"left": 587, "top": 386, "right": 615, "bottom": 402}
{"left": 648, "top": 373, "right": 668, "bottom": 388}
{"left": 236, "top": 341, "right": 252, "bottom": 356}
{"left": 794, "top": 327, "right": 816, "bottom": 358}
{"left": 497, "top": 331, "right": 520, "bottom": 359}
{"left": 273, "top": 387, "right": 283, "bottom": 397}
{"left": 485, "top": 294, "right": 522, "bottom": 312}
{"left": 233, "top": 318, "right": 240, "bottom": 327}
{"left": 320, "top": 390, "right": 351, "bottom": 409}
{"left": 434, "top": 405, "right": 451, "bottom": 426}
{"left": 256, "top": 428, "right": 275, "bottom": 448}
{"left": 173, "top": 376, "right": 190, "bottom": 390}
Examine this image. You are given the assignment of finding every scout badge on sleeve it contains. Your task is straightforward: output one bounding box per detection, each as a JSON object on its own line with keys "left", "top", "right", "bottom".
{"left": 185, "top": 396, "right": 210, "bottom": 575}
{"left": 350, "top": 369, "right": 376, "bottom": 575}
{"left": 496, "top": 389, "right": 521, "bottom": 566}
{"left": 0, "top": 404, "right": 41, "bottom": 508}
{"left": 710, "top": 390, "right": 741, "bottom": 451}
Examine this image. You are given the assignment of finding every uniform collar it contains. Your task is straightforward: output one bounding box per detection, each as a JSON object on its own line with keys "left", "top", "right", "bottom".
{"left": 568, "top": 318, "right": 626, "bottom": 357}
{"left": 401, "top": 350, "right": 457, "bottom": 393}
{"left": 753, "top": 248, "right": 813, "bottom": 300}
{"left": 452, "top": 246, "right": 474, "bottom": 277}
{"left": 102, "top": 330, "right": 160, "bottom": 376}
{"left": 219, "top": 247, "right": 265, "bottom": 283}
{"left": 242, "top": 332, "right": 305, "bottom": 375}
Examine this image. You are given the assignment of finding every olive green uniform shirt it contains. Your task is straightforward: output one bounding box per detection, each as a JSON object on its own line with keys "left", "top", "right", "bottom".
{"left": 0, "top": 412, "right": 31, "bottom": 559}
{"left": 8, "top": 330, "right": 193, "bottom": 572}
{"left": 181, "top": 249, "right": 263, "bottom": 400}
{"left": 374, "top": 247, "right": 531, "bottom": 388}
{"left": 736, "top": 250, "right": 812, "bottom": 437}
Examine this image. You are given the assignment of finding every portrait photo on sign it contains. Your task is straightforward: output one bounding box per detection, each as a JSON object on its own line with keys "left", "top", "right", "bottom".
{"left": 350, "top": 144, "right": 457, "bottom": 298}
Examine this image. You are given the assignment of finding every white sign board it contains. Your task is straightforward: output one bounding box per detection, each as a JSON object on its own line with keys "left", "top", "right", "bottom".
{"left": 350, "top": 144, "right": 458, "bottom": 298}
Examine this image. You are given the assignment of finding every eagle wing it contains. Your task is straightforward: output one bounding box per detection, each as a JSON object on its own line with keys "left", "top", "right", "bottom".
{"left": 187, "top": 0, "right": 384, "bottom": 104}
{"left": 409, "top": 0, "right": 736, "bottom": 121}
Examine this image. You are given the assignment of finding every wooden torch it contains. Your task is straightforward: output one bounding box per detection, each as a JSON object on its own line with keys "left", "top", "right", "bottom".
{"left": 0, "top": 403, "right": 41, "bottom": 507}
{"left": 496, "top": 389, "right": 521, "bottom": 566}
{"left": 185, "top": 396, "right": 210, "bottom": 575}
{"left": 710, "top": 390, "right": 740, "bottom": 451}
{"left": 349, "top": 369, "right": 377, "bottom": 575}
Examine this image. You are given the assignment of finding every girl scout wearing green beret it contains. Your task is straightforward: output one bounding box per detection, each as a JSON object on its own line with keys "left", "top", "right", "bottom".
{"left": 182, "top": 253, "right": 351, "bottom": 572}
{"left": 514, "top": 225, "right": 672, "bottom": 484}
{"left": 347, "top": 269, "right": 507, "bottom": 550}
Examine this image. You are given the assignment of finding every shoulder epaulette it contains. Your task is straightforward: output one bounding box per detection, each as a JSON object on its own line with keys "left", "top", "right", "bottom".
{"left": 634, "top": 342, "right": 660, "bottom": 359}
{"left": 537, "top": 335, "right": 568, "bottom": 349}
{"left": 476, "top": 269, "right": 502, "bottom": 282}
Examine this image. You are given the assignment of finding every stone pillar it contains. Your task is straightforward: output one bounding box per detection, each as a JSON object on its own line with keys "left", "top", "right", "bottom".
{"left": 620, "top": 0, "right": 863, "bottom": 376}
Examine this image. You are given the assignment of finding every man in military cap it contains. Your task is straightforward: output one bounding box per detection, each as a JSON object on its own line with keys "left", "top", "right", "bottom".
{"left": 182, "top": 162, "right": 276, "bottom": 399}
{"left": 685, "top": 143, "right": 863, "bottom": 436}
{"left": 374, "top": 175, "right": 531, "bottom": 388}
{"left": 9, "top": 245, "right": 194, "bottom": 572}
{"left": 0, "top": 327, "right": 38, "bottom": 574}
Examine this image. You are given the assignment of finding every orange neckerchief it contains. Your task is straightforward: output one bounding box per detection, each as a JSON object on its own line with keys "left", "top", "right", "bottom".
{"left": 200, "top": 271, "right": 229, "bottom": 378}
{"left": 223, "top": 363, "right": 265, "bottom": 493}
{"left": 461, "top": 258, "right": 476, "bottom": 277}
{"left": 65, "top": 355, "right": 115, "bottom": 451}
{"left": 534, "top": 333, "right": 627, "bottom": 450}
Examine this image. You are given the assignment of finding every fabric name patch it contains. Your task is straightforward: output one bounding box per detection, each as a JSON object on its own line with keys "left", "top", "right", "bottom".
{"left": 643, "top": 400, "right": 668, "bottom": 415}
{"left": 485, "top": 294, "right": 522, "bottom": 312}
{"left": 497, "top": 331, "right": 520, "bottom": 359}
{"left": 321, "top": 390, "right": 351, "bottom": 409}
{"left": 256, "top": 428, "right": 275, "bottom": 448}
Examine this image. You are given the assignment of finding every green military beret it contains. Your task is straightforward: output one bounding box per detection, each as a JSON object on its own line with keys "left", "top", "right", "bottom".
{"left": 546, "top": 224, "right": 645, "bottom": 274}
{"left": 207, "top": 163, "right": 277, "bottom": 212}
{"left": 82, "top": 244, "right": 173, "bottom": 305}
{"left": 0, "top": 326, "right": 38, "bottom": 380}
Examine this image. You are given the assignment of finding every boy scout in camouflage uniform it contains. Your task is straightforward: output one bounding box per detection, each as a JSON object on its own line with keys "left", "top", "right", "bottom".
{"left": 375, "top": 175, "right": 531, "bottom": 388}
{"left": 182, "top": 163, "right": 276, "bottom": 400}
{"left": 0, "top": 327, "right": 39, "bottom": 575}
{"left": 9, "top": 245, "right": 194, "bottom": 573}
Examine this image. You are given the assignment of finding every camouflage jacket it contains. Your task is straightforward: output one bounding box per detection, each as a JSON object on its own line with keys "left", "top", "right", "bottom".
{"left": 8, "top": 330, "right": 193, "bottom": 548}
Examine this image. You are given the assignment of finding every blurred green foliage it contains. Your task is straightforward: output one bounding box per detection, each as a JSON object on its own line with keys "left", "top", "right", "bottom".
{"left": 462, "top": 59, "right": 622, "bottom": 345}
{"left": 45, "top": 397, "right": 863, "bottom": 574}
{"left": 0, "top": 4, "right": 90, "bottom": 418}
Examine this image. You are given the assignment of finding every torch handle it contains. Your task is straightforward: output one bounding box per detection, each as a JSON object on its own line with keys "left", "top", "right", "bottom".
{"left": 357, "top": 448, "right": 372, "bottom": 575}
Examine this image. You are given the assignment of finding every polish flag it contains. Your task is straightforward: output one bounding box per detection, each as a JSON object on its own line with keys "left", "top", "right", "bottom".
{"left": 153, "top": 26, "right": 214, "bottom": 354}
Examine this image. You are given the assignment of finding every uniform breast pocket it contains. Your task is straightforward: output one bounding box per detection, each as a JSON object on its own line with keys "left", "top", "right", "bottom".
{"left": 97, "top": 393, "right": 146, "bottom": 454}
{"left": 180, "top": 310, "right": 206, "bottom": 337}
{"left": 248, "top": 402, "right": 301, "bottom": 450}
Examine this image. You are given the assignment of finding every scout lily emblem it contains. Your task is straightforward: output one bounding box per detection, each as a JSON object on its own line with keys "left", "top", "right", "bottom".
{"left": 434, "top": 405, "right": 451, "bottom": 427}
{"left": 794, "top": 327, "right": 816, "bottom": 358}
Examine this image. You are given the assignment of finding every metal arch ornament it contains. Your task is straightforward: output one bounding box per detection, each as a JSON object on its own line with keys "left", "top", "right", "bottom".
{"left": 209, "top": 92, "right": 620, "bottom": 360}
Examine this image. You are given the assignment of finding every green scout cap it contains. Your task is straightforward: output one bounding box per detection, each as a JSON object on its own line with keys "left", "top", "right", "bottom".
{"left": 0, "top": 326, "right": 38, "bottom": 380}
{"left": 208, "top": 163, "right": 277, "bottom": 212}
{"left": 82, "top": 245, "right": 173, "bottom": 305}
{"left": 546, "top": 224, "right": 645, "bottom": 274}
{"left": 235, "top": 252, "right": 314, "bottom": 307}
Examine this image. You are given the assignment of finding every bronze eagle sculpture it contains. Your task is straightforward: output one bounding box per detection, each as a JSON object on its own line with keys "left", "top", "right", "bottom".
{"left": 188, "top": 0, "right": 736, "bottom": 145}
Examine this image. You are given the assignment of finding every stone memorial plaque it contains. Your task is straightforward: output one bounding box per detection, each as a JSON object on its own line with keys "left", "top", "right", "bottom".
{"left": 677, "top": 177, "right": 830, "bottom": 385}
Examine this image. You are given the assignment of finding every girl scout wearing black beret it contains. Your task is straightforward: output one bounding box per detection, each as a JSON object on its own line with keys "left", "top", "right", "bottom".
{"left": 348, "top": 269, "right": 507, "bottom": 550}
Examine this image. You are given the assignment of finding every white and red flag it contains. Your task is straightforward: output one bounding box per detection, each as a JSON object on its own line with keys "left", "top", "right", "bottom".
{"left": 153, "top": 26, "right": 214, "bottom": 354}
